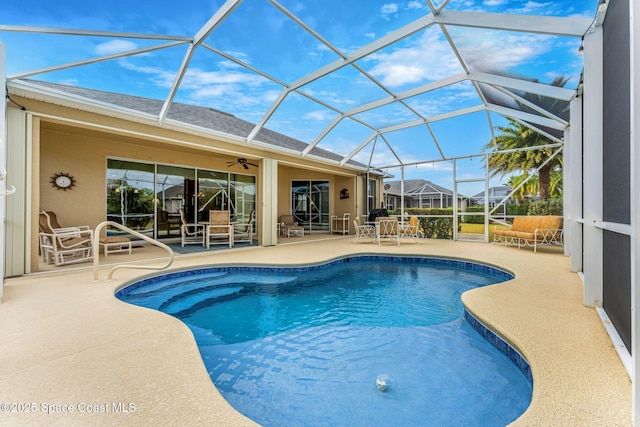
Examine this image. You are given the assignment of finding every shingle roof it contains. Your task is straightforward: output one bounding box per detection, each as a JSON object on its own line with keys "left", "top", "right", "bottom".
{"left": 471, "top": 186, "right": 513, "bottom": 199}
{"left": 20, "top": 79, "right": 361, "bottom": 167}
{"left": 384, "top": 179, "right": 453, "bottom": 196}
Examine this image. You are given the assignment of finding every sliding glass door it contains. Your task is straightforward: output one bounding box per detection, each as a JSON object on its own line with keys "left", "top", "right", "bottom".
{"left": 291, "top": 180, "right": 330, "bottom": 233}
{"left": 107, "top": 159, "right": 256, "bottom": 240}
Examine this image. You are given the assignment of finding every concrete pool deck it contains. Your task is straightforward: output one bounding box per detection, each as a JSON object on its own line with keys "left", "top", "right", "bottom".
{"left": 0, "top": 238, "right": 631, "bottom": 426}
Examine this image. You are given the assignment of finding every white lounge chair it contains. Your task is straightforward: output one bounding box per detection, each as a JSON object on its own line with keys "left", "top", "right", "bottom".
{"left": 376, "top": 216, "right": 400, "bottom": 246}
{"left": 353, "top": 217, "right": 375, "bottom": 243}
{"left": 38, "top": 211, "right": 94, "bottom": 266}
{"left": 279, "top": 215, "right": 304, "bottom": 237}
{"left": 399, "top": 216, "right": 421, "bottom": 242}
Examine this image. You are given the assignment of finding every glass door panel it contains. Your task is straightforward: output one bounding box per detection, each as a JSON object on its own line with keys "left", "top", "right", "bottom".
{"left": 106, "top": 160, "right": 155, "bottom": 238}
{"left": 156, "top": 165, "right": 195, "bottom": 238}
{"left": 197, "top": 170, "right": 229, "bottom": 223}
{"left": 291, "top": 180, "right": 330, "bottom": 233}
{"left": 230, "top": 173, "right": 257, "bottom": 225}
{"left": 310, "top": 181, "right": 329, "bottom": 232}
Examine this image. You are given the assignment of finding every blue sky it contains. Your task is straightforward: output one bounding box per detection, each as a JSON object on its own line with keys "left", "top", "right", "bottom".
{"left": 1, "top": 0, "right": 598, "bottom": 194}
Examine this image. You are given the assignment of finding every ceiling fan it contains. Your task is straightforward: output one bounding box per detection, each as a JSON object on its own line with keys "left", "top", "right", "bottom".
{"left": 226, "top": 158, "right": 259, "bottom": 170}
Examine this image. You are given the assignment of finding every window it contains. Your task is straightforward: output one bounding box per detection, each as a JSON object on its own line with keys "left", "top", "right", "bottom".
{"left": 368, "top": 179, "right": 377, "bottom": 211}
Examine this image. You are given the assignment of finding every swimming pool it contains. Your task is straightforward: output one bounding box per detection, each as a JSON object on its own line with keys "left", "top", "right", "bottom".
{"left": 117, "top": 255, "right": 532, "bottom": 426}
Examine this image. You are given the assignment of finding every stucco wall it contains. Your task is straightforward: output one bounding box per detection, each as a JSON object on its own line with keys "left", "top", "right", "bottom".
{"left": 39, "top": 124, "right": 257, "bottom": 232}
{"left": 277, "top": 165, "right": 357, "bottom": 220}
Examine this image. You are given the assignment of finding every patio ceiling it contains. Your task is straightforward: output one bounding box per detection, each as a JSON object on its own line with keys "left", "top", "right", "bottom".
{"left": 1, "top": 0, "right": 600, "bottom": 172}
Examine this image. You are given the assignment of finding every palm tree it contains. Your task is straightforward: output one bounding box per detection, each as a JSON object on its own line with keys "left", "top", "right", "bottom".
{"left": 484, "top": 77, "right": 568, "bottom": 200}
{"left": 506, "top": 174, "right": 538, "bottom": 204}
{"left": 506, "top": 170, "right": 563, "bottom": 203}
{"left": 485, "top": 121, "right": 561, "bottom": 200}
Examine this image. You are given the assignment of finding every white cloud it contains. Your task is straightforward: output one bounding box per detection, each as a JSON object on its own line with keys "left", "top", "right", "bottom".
{"left": 459, "top": 32, "right": 554, "bottom": 71}
{"left": 407, "top": 1, "right": 425, "bottom": 10}
{"left": 509, "top": 1, "right": 553, "bottom": 14}
{"left": 58, "top": 78, "right": 79, "bottom": 86}
{"left": 117, "top": 60, "right": 175, "bottom": 87}
{"left": 483, "top": 0, "right": 507, "bottom": 6}
{"left": 117, "top": 59, "right": 273, "bottom": 112}
{"left": 380, "top": 3, "right": 399, "bottom": 20}
{"left": 94, "top": 40, "right": 138, "bottom": 56}
{"left": 381, "top": 3, "right": 399, "bottom": 14}
{"left": 367, "top": 30, "right": 462, "bottom": 87}
{"left": 365, "top": 32, "right": 376, "bottom": 39}
{"left": 263, "top": 90, "right": 281, "bottom": 103}
{"left": 304, "top": 110, "right": 334, "bottom": 121}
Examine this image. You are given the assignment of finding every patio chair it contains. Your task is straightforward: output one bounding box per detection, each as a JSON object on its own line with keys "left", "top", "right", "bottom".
{"left": 179, "top": 208, "right": 205, "bottom": 247}
{"left": 399, "top": 216, "right": 421, "bottom": 242}
{"left": 279, "top": 215, "right": 304, "bottom": 237}
{"left": 157, "top": 209, "right": 181, "bottom": 237}
{"left": 38, "top": 211, "right": 94, "bottom": 266}
{"left": 353, "top": 217, "right": 375, "bottom": 243}
{"left": 234, "top": 210, "right": 255, "bottom": 244}
{"left": 375, "top": 216, "right": 400, "bottom": 246}
{"left": 206, "top": 210, "right": 233, "bottom": 249}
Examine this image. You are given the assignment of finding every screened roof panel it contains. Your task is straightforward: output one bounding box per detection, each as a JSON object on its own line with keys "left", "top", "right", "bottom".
{"left": 350, "top": 102, "right": 421, "bottom": 130}
{"left": 262, "top": 92, "right": 339, "bottom": 143}
{"left": 405, "top": 80, "right": 481, "bottom": 117}
{"left": 297, "top": 65, "right": 390, "bottom": 110}
{"left": 446, "top": 26, "right": 583, "bottom": 84}
{"left": 315, "top": 119, "right": 376, "bottom": 157}
{"left": 170, "top": 47, "right": 281, "bottom": 124}
{"left": 273, "top": 0, "right": 428, "bottom": 53}
{"left": 357, "top": 27, "right": 464, "bottom": 92}
{"left": 204, "top": 1, "right": 340, "bottom": 83}
{"left": 428, "top": 111, "right": 496, "bottom": 159}
{"left": 379, "top": 127, "right": 444, "bottom": 165}
{"left": 2, "top": 0, "right": 601, "bottom": 182}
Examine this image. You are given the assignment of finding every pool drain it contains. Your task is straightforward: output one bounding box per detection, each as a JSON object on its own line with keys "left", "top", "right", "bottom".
{"left": 376, "top": 374, "right": 390, "bottom": 392}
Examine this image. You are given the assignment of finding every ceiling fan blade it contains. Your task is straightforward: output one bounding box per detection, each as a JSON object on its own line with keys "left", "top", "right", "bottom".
{"left": 248, "top": 162, "right": 259, "bottom": 167}
{"left": 242, "top": 163, "right": 249, "bottom": 170}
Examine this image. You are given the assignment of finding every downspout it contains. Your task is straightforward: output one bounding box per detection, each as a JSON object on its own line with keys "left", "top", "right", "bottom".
{"left": 0, "top": 44, "right": 6, "bottom": 302}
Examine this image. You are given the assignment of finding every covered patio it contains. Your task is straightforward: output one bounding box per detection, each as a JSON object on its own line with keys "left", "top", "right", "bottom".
{"left": 1, "top": 0, "right": 639, "bottom": 424}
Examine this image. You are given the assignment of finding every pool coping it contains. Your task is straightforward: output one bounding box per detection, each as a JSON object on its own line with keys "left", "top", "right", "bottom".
{"left": 116, "top": 254, "right": 532, "bottom": 385}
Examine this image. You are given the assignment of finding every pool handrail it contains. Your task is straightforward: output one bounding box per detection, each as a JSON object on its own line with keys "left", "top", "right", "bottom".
{"left": 92, "top": 221, "right": 174, "bottom": 281}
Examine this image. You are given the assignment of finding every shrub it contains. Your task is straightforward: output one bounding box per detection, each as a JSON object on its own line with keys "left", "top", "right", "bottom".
{"left": 507, "top": 203, "right": 530, "bottom": 216}
{"left": 527, "top": 198, "right": 563, "bottom": 216}
{"left": 459, "top": 206, "right": 484, "bottom": 224}
{"left": 420, "top": 217, "right": 454, "bottom": 239}
{"left": 390, "top": 208, "right": 455, "bottom": 239}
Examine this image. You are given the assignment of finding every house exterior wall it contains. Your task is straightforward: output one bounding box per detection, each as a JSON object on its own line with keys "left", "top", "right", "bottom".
{"left": 7, "top": 96, "right": 369, "bottom": 274}
{"left": 276, "top": 165, "right": 358, "bottom": 221}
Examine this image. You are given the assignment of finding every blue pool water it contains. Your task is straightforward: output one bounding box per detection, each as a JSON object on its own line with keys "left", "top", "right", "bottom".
{"left": 117, "top": 256, "right": 532, "bottom": 426}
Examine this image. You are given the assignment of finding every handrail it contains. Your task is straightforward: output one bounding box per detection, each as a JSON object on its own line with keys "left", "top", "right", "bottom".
{"left": 92, "top": 221, "right": 174, "bottom": 281}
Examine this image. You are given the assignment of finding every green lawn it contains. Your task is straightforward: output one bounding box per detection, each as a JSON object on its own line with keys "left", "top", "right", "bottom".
{"left": 460, "top": 223, "right": 484, "bottom": 234}
{"left": 459, "top": 223, "right": 504, "bottom": 241}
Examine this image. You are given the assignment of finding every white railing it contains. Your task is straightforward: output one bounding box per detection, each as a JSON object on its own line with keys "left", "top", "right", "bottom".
{"left": 92, "top": 221, "right": 174, "bottom": 281}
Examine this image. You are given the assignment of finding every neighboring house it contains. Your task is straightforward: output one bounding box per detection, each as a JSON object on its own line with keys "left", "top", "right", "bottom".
{"left": 383, "top": 179, "right": 455, "bottom": 210}
{"left": 469, "top": 186, "right": 515, "bottom": 207}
